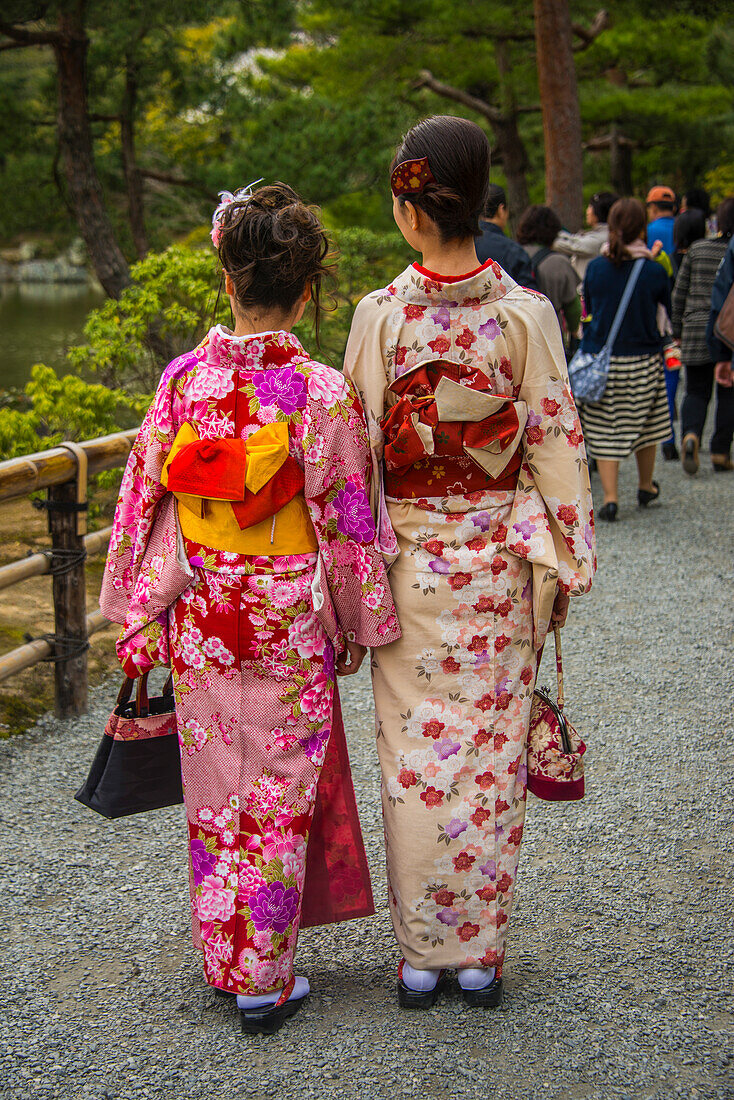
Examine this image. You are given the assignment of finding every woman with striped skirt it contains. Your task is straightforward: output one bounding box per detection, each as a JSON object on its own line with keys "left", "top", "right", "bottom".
{"left": 579, "top": 198, "right": 672, "bottom": 520}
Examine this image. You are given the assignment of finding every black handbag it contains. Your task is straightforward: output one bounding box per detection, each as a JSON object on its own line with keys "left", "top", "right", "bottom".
{"left": 75, "top": 673, "right": 183, "bottom": 819}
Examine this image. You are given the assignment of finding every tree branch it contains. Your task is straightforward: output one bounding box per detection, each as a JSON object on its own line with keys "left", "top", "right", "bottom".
{"left": 140, "top": 170, "right": 217, "bottom": 203}
{"left": 415, "top": 70, "right": 504, "bottom": 125}
{"left": 572, "top": 9, "right": 610, "bottom": 51}
{"left": 0, "top": 21, "right": 58, "bottom": 47}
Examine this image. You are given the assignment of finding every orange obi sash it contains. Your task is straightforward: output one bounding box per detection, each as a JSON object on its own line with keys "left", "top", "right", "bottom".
{"left": 161, "top": 422, "right": 317, "bottom": 556}
{"left": 381, "top": 360, "right": 527, "bottom": 499}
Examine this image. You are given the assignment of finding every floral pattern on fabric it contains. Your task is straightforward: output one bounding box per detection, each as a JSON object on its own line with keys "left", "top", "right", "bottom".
{"left": 101, "top": 326, "right": 400, "bottom": 995}
{"left": 344, "top": 263, "right": 595, "bottom": 973}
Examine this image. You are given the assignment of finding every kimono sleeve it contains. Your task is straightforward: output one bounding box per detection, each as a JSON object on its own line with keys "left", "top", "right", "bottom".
{"left": 303, "top": 364, "right": 400, "bottom": 649}
{"left": 513, "top": 295, "right": 596, "bottom": 597}
{"left": 343, "top": 293, "right": 398, "bottom": 562}
{"left": 100, "top": 367, "right": 180, "bottom": 625}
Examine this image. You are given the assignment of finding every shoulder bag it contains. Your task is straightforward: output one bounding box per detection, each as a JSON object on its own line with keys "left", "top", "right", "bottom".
{"left": 568, "top": 257, "right": 645, "bottom": 404}
{"left": 714, "top": 281, "right": 734, "bottom": 351}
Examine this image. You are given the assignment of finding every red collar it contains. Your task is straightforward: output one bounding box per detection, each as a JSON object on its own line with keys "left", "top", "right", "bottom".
{"left": 412, "top": 259, "right": 494, "bottom": 283}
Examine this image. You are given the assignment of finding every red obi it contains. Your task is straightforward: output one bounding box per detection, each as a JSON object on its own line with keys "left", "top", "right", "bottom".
{"left": 380, "top": 360, "right": 527, "bottom": 499}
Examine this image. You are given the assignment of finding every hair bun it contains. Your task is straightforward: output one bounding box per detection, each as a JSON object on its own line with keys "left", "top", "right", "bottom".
{"left": 216, "top": 182, "right": 335, "bottom": 343}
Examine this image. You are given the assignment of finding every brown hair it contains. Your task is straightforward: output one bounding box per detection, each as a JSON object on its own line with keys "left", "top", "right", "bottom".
{"left": 516, "top": 205, "right": 562, "bottom": 248}
{"left": 607, "top": 197, "right": 647, "bottom": 266}
{"left": 392, "top": 115, "right": 490, "bottom": 242}
{"left": 216, "top": 182, "right": 334, "bottom": 343}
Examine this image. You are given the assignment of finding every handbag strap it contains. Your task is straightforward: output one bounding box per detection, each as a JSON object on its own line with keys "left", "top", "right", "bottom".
{"left": 116, "top": 677, "right": 136, "bottom": 707}
{"left": 604, "top": 258, "right": 645, "bottom": 354}
{"left": 135, "top": 672, "right": 151, "bottom": 718}
{"left": 553, "top": 624, "right": 564, "bottom": 708}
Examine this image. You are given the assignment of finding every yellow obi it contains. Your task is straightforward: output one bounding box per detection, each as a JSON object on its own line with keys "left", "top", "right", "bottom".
{"left": 161, "top": 422, "right": 318, "bottom": 556}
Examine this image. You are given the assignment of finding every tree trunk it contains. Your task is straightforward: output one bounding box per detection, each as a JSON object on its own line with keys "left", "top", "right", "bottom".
{"left": 121, "top": 54, "right": 149, "bottom": 260}
{"left": 609, "top": 125, "right": 633, "bottom": 197}
{"left": 533, "top": 0, "right": 584, "bottom": 231}
{"left": 491, "top": 43, "right": 530, "bottom": 230}
{"left": 54, "top": 3, "right": 131, "bottom": 297}
{"left": 492, "top": 115, "right": 530, "bottom": 232}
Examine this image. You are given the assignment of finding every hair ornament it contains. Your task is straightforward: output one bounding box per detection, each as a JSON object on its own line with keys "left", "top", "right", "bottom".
{"left": 211, "top": 179, "right": 265, "bottom": 247}
{"left": 390, "top": 157, "right": 435, "bottom": 198}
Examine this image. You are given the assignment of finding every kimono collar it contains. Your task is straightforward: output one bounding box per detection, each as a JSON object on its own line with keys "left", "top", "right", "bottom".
{"left": 387, "top": 261, "right": 516, "bottom": 308}
{"left": 204, "top": 325, "right": 310, "bottom": 371}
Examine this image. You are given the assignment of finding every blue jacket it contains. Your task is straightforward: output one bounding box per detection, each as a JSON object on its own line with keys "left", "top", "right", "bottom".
{"left": 581, "top": 256, "right": 670, "bottom": 357}
{"left": 475, "top": 222, "right": 537, "bottom": 289}
{"left": 647, "top": 216, "right": 675, "bottom": 257}
{"left": 707, "top": 236, "right": 734, "bottom": 363}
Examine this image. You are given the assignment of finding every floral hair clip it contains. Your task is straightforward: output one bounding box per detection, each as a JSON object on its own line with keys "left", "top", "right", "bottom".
{"left": 390, "top": 157, "right": 435, "bottom": 198}
{"left": 210, "top": 178, "right": 264, "bottom": 247}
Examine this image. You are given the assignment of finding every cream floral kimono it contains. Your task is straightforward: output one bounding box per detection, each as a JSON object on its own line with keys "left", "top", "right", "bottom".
{"left": 345, "top": 259, "right": 596, "bottom": 975}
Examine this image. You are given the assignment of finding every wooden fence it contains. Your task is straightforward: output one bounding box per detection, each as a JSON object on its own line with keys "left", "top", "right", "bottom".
{"left": 0, "top": 430, "right": 137, "bottom": 718}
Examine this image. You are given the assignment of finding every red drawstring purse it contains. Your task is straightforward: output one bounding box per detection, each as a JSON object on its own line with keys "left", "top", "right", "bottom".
{"left": 527, "top": 626, "right": 586, "bottom": 801}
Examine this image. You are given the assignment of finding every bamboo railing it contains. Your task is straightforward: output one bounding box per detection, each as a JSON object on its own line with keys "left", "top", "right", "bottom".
{"left": 0, "top": 429, "right": 137, "bottom": 718}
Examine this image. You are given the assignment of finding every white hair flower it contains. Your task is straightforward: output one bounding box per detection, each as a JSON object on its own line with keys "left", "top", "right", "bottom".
{"left": 210, "top": 178, "right": 264, "bottom": 247}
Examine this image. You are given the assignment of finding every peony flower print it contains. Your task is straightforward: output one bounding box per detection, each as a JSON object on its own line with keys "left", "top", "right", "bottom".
{"left": 248, "top": 881, "right": 300, "bottom": 934}
{"left": 307, "top": 365, "right": 348, "bottom": 409}
{"left": 190, "top": 837, "right": 217, "bottom": 886}
{"left": 300, "top": 671, "right": 332, "bottom": 723}
{"left": 288, "top": 611, "right": 327, "bottom": 659}
{"left": 253, "top": 366, "right": 307, "bottom": 415}
{"left": 195, "top": 875, "right": 236, "bottom": 923}
{"left": 330, "top": 482, "right": 376, "bottom": 542}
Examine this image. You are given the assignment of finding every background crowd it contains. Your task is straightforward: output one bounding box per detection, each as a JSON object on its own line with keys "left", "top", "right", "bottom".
{"left": 476, "top": 182, "right": 734, "bottom": 519}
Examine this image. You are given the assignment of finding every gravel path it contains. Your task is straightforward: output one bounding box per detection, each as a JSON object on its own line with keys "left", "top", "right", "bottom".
{"left": 1, "top": 452, "right": 733, "bottom": 1100}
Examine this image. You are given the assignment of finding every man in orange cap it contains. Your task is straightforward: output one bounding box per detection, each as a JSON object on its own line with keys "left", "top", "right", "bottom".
{"left": 646, "top": 185, "right": 677, "bottom": 258}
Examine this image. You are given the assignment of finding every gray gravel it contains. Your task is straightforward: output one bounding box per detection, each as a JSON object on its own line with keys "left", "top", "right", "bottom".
{"left": 1, "top": 447, "right": 733, "bottom": 1100}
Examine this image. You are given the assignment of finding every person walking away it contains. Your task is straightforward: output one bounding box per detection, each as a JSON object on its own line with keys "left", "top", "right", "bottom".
{"left": 658, "top": 208, "right": 706, "bottom": 464}
{"left": 672, "top": 208, "right": 706, "bottom": 276}
{"left": 579, "top": 197, "right": 672, "bottom": 520}
{"left": 475, "top": 184, "right": 536, "bottom": 288}
{"left": 674, "top": 198, "right": 734, "bottom": 474}
{"left": 344, "top": 115, "right": 595, "bottom": 1010}
{"left": 554, "top": 191, "right": 619, "bottom": 280}
{"left": 100, "top": 182, "right": 401, "bottom": 1034}
{"left": 680, "top": 187, "right": 713, "bottom": 237}
{"left": 646, "top": 186, "right": 677, "bottom": 260}
{"left": 516, "top": 205, "right": 581, "bottom": 360}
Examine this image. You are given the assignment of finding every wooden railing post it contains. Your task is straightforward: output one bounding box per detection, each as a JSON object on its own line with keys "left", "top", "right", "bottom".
{"left": 47, "top": 477, "right": 88, "bottom": 718}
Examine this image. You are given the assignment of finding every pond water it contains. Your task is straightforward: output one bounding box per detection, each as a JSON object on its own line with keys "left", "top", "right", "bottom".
{"left": 0, "top": 283, "right": 105, "bottom": 391}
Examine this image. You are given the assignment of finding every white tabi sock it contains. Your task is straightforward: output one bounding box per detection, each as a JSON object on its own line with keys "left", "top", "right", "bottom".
{"left": 402, "top": 963, "right": 441, "bottom": 992}
{"left": 457, "top": 967, "right": 496, "bottom": 990}
{"left": 236, "top": 975, "right": 310, "bottom": 1010}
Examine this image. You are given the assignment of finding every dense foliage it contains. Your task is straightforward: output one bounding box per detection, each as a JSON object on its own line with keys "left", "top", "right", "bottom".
{"left": 1, "top": 1, "right": 732, "bottom": 253}
{"left": 0, "top": 1, "right": 732, "bottom": 459}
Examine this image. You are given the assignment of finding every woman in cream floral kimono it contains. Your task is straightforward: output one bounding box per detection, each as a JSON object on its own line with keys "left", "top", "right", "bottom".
{"left": 345, "top": 117, "right": 596, "bottom": 1008}
{"left": 102, "top": 184, "right": 400, "bottom": 1033}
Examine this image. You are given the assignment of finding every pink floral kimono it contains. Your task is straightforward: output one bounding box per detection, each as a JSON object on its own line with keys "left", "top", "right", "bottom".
{"left": 344, "top": 259, "right": 596, "bottom": 976}
{"left": 101, "top": 326, "right": 400, "bottom": 995}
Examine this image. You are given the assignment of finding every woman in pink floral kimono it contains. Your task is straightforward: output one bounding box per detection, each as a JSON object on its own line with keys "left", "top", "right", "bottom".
{"left": 344, "top": 117, "right": 596, "bottom": 1009}
{"left": 101, "top": 183, "right": 400, "bottom": 1032}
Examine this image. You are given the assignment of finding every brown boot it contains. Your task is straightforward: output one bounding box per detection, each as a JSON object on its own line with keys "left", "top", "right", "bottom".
{"left": 681, "top": 433, "right": 699, "bottom": 476}
{"left": 712, "top": 453, "right": 734, "bottom": 472}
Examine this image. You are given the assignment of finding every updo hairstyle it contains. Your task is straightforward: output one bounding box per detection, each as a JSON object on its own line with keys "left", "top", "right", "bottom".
{"left": 607, "top": 197, "right": 647, "bottom": 266}
{"left": 216, "top": 182, "right": 334, "bottom": 342}
{"left": 392, "top": 115, "right": 491, "bottom": 242}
